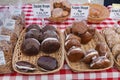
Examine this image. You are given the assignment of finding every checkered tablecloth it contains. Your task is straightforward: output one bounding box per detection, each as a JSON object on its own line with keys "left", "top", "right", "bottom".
{"left": 0, "top": 4, "right": 120, "bottom": 80}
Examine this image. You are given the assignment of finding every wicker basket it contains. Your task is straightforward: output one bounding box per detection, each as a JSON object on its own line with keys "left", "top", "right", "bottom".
{"left": 48, "top": 16, "right": 69, "bottom": 23}
{"left": 112, "top": 53, "right": 120, "bottom": 71}
{"left": 84, "top": 3, "right": 110, "bottom": 23}
{"left": 101, "top": 27, "right": 120, "bottom": 71}
{"left": 65, "top": 31, "right": 114, "bottom": 72}
{"left": 12, "top": 29, "right": 65, "bottom": 75}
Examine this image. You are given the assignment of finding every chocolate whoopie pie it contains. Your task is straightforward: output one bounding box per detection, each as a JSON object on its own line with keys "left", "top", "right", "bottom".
{"left": 41, "top": 38, "right": 60, "bottom": 53}
{"left": 43, "top": 30, "right": 59, "bottom": 40}
{"left": 83, "top": 49, "right": 99, "bottom": 64}
{"left": 21, "top": 38, "right": 40, "bottom": 56}
{"left": 15, "top": 61, "right": 36, "bottom": 72}
{"left": 90, "top": 56, "right": 111, "bottom": 69}
{"left": 71, "top": 21, "right": 88, "bottom": 35}
{"left": 37, "top": 56, "right": 58, "bottom": 71}
{"left": 64, "top": 26, "right": 72, "bottom": 37}
{"left": 88, "top": 26, "right": 95, "bottom": 36}
{"left": 80, "top": 31, "right": 93, "bottom": 44}
{"left": 42, "top": 25, "right": 56, "bottom": 32}
{"left": 67, "top": 46, "right": 85, "bottom": 62}
{"left": 65, "top": 38, "right": 81, "bottom": 52}
{"left": 25, "top": 29, "right": 43, "bottom": 42}
{"left": 26, "top": 24, "right": 41, "bottom": 32}
{"left": 65, "top": 34, "right": 81, "bottom": 42}
{"left": 95, "top": 42, "right": 109, "bottom": 57}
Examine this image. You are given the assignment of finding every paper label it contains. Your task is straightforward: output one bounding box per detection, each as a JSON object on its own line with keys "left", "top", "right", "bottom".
{"left": 110, "top": 8, "right": 120, "bottom": 20}
{"left": 112, "top": 4, "right": 120, "bottom": 8}
{"left": 0, "top": 51, "right": 6, "bottom": 65}
{"left": 0, "top": 35, "right": 10, "bottom": 41}
{"left": 71, "top": 5, "right": 89, "bottom": 21}
{"left": 4, "top": 19, "right": 15, "bottom": 30}
{"left": 32, "top": 4, "right": 51, "bottom": 18}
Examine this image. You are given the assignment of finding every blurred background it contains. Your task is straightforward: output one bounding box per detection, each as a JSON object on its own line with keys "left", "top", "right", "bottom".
{"left": 0, "top": 0, "right": 104, "bottom": 5}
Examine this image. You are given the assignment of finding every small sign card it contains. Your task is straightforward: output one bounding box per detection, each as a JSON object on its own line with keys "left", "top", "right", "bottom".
{"left": 110, "top": 8, "right": 120, "bottom": 20}
{"left": 71, "top": 5, "right": 89, "bottom": 21}
{"left": 32, "top": 4, "right": 51, "bottom": 18}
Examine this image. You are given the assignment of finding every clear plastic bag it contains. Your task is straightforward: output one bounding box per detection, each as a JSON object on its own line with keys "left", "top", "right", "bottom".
{"left": 0, "top": 1, "right": 24, "bottom": 74}
{"left": 0, "top": 19, "right": 14, "bottom": 74}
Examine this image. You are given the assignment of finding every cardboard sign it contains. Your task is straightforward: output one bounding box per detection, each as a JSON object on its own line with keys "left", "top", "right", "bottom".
{"left": 32, "top": 4, "right": 51, "bottom": 18}
{"left": 71, "top": 5, "right": 89, "bottom": 21}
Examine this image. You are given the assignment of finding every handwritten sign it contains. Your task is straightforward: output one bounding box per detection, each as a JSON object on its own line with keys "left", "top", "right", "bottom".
{"left": 71, "top": 5, "right": 89, "bottom": 21}
{"left": 32, "top": 4, "right": 51, "bottom": 18}
{"left": 110, "top": 8, "right": 120, "bottom": 19}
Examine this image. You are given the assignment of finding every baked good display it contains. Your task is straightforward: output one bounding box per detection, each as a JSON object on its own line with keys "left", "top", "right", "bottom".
{"left": 49, "top": 0, "right": 71, "bottom": 22}
{"left": 41, "top": 38, "right": 60, "bottom": 53}
{"left": 21, "top": 38, "right": 40, "bottom": 56}
{"left": 84, "top": 3, "right": 110, "bottom": 23}
{"left": 67, "top": 46, "right": 85, "bottom": 62}
{"left": 15, "top": 61, "right": 36, "bottom": 72}
{"left": 13, "top": 24, "right": 64, "bottom": 74}
{"left": 37, "top": 56, "right": 58, "bottom": 71}
{"left": 64, "top": 23, "right": 113, "bottom": 72}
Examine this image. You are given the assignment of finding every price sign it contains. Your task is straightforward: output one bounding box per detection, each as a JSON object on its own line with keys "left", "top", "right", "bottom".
{"left": 110, "top": 8, "right": 120, "bottom": 19}
{"left": 32, "top": 4, "right": 51, "bottom": 18}
{"left": 71, "top": 5, "right": 89, "bottom": 21}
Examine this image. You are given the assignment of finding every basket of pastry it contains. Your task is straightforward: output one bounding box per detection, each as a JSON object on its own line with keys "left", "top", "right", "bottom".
{"left": 12, "top": 24, "right": 64, "bottom": 74}
{"left": 48, "top": 0, "right": 71, "bottom": 22}
{"left": 83, "top": 3, "right": 110, "bottom": 23}
{"left": 102, "top": 27, "right": 120, "bottom": 71}
{"left": 64, "top": 21, "right": 113, "bottom": 72}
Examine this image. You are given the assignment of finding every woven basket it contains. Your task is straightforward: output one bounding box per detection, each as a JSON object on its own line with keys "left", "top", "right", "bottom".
{"left": 65, "top": 31, "right": 114, "bottom": 72}
{"left": 48, "top": 15, "right": 69, "bottom": 23}
{"left": 112, "top": 53, "right": 120, "bottom": 71}
{"left": 101, "top": 27, "right": 120, "bottom": 71}
{"left": 12, "top": 29, "right": 65, "bottom": 75}
{"left": 84, "top": 3, "right": 110, "bottom": 23}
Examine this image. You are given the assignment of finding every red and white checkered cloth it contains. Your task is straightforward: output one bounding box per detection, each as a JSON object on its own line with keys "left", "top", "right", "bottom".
{"left": 0, "top": 4, "right": 120, "bottom": 80}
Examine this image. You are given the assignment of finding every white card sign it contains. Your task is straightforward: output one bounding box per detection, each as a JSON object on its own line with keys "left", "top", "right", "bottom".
{"left": 71, "top": 5, "right": 89, "bottom": 21}
{"left": 32, "top": 4, "right": 51, "bottom": 18}
{"left": 110, "top": 8, "right": 120, "bottom": 19}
